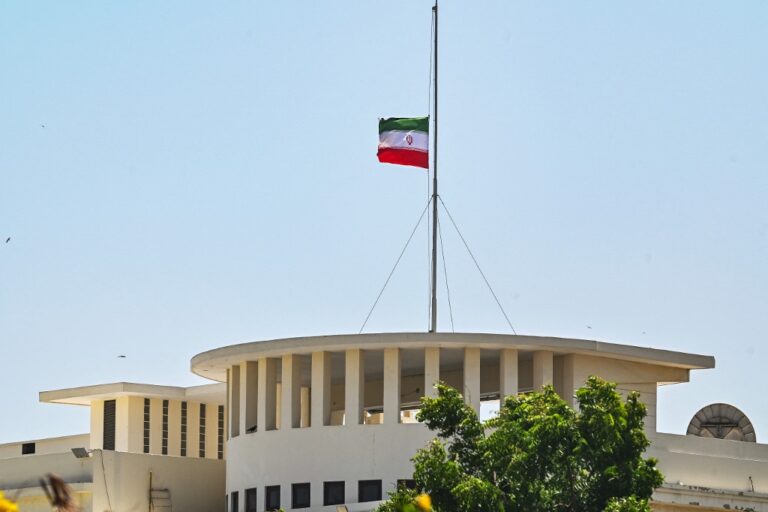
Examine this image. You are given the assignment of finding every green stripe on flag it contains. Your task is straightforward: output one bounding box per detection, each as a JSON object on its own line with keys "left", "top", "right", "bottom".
{"left": 379, "top": 116, "right": 429, "bottom": 134}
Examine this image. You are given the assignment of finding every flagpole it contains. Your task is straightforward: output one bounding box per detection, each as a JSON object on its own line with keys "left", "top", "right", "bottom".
{"left": 429, "top": 0, "right": 439, "bottom": 333}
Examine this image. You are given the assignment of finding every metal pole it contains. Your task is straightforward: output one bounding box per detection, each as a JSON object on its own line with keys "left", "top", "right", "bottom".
{"left": 430, "top": 0, "right": 438, "bottom": 333}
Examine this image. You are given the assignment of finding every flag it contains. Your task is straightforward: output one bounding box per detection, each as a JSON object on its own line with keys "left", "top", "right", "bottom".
{"left": 377, "top": 116, "right": 429, "bottom": 169}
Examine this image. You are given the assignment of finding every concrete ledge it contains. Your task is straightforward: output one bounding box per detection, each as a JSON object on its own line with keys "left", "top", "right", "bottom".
{"left": 40, "top": 382, "right": 225, "bottom": 406}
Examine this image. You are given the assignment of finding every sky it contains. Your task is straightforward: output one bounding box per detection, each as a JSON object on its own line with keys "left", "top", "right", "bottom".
{"left": 1, "top": 1, "right": 766, "bottom": 443}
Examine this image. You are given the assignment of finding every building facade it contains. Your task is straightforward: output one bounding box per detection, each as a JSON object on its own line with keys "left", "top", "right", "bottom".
{"left": 0, "top": 383, "right": 226, "bottom": 512}
{"left": 192, "top": 332, "right": 768, "bottom": 512}
{"left": 2, "top": 332, "right": 768, "bottom": 512}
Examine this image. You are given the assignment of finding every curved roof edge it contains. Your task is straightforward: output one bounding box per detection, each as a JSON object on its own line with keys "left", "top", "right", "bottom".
{"left": 190, "top": 332, "right": 715, "bottom": 383}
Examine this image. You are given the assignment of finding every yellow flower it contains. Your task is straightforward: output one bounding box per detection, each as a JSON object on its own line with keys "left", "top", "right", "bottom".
{"left": 0, "top": 491, "right": 19, "bottom": 512}
{"left": 414, "top": 493, "right": 432, "bottom": 511}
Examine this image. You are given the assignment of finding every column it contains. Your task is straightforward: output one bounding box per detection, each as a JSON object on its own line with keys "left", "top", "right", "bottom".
{"left": 464, "top": 347, "right": 481, "bottom": 412}
{"left": 238, "top": 363, "right": 247, "bottom": 435}
{"left": 311, "top": 351, "right": 332, "bottom": 427}
{"left": 281, "top": 354, "right": 301, "bottom": 429}
{"left": 225, "top": 369, "right": 230, "bottom": 440}
{"left": 242, "top": 361, "right": 258, "bottom": 434}
{"left": 230, "top": 366, "right": 241, "bottom": 437}
{"left": 300, "top": 387, "right": 311, "bottom": 428}
{"left": 424, "top": 347, "right": 440, "bottom": 398}
{"left": 257, "top": 357, "right": 277, "bottom": 431}
{"left": 500, "top": 349, "right": 518, "bottom": 398}
{"left": 533, "top": 350, "right": 554, "bottom": 389}
{"left": 345, "top": 349, "right": 365, "bottom": 426}
{"left": 561, "top": 354, "right": 576, "bottom": 408}
{"left": 383, "top": 348, "right": 401, "bottom": 425}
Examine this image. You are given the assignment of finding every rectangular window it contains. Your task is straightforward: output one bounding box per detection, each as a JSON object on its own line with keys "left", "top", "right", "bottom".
{"left": 181, "top": 401, "right": 188, "bottom": 457}
{"left": 225, "top": 494, "right": 229, "bottom": 512}
{"left": 265, "top": 485, "right": 280, "bottom": 511}
{"left": 103, "top": 399, "right": 116, "bottom": 451}
{"left": 143, "top": 398, "right": 151, "bottom": 453}
{"left": 231, "top": 490, "right": 239, "bottom": 512}
{"left": 21, "top": 442, "right": 35, "bottom": 455}
{"left": 245, "top": 488, "right": 257, "bottom": 512}
{"left": 218, "top": 405, "right": 225, "bottom": 459}
{"left": 323, "top": 481, "right": 345, "bottom": 506}
{"left": 162, "top": 399, "right": 169, "bottom": 455}
{"left": 292, "top": 483, "right": 310, "bottom": 509}
{"left": 199, "top": 403, "right": 206, "bottom": 458}
{"left": 358, "top": 480, "right": 382, "bottom": 502}
{"left": 397, "top": 479, "right": 416, "bottom": 490}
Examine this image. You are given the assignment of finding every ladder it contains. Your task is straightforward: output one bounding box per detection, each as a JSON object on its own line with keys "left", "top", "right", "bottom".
{"left": 150, "top": 488, "right": 172, "bottom": 512}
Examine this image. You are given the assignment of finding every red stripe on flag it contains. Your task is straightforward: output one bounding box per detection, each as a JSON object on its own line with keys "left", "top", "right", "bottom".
{"left": 377, "top": 148, "right": 429, "bottom": 169}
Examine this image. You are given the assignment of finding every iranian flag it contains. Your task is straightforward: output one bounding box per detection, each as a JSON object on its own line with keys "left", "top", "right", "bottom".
{"left": 377, "top": 116, "right": 429, "bottom": 169}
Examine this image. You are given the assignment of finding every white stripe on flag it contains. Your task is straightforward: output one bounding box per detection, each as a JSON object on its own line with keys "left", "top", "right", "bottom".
{"left": 378, "top": 130, "right": 429, "bottom": 152}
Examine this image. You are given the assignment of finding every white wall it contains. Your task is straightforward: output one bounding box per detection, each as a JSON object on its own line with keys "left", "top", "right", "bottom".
{"left": 92, "top": 450, "right": 225, "bottom": 512}
{"left": 649, "top": 432, "right": 768, "bottom": 494}
{"left": 226, "top": 423, "right": 434, "bottom": 512}
{"left": 0, "top": 452, "right": 92, "bottom": 491}
{"left": 0, "top": 433, "right": 89, "bottom": 459}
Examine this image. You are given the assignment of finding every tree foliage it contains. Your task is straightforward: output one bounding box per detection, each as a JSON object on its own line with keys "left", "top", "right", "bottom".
{"left": 379, "top": 377, "right": 662, "bottom": 512}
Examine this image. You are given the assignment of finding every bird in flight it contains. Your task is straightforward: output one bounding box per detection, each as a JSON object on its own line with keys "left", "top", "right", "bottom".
{"left": 117, "top": 355, "right": 127, "bottom": 359}
{"left": 40, "top": 124, "right": 46, "bottom": 128}
{"left": 4, "top": 237, "right": 9, "bottom": 243}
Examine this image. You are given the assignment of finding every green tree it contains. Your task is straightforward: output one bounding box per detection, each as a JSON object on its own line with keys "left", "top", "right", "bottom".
{"left": 378, "top": 376, "right": 662, "bottom": 512}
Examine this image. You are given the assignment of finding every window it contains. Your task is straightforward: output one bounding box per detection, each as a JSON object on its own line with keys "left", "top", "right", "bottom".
{"left": 358, "top": 480, "right": 382, "bottom": 502}
{"left": 397, "top": 479, "right": 416, "bottom": 490}
{"left": 143, "top": 398, "right": 150, "bottom": 453}
{"left": 265, "top": 485, "right": 280, "bottom": 511}
{"left": 323, "top": 481, "right": 345, "bottom": 506}
{"left": 292, "top": 483, "right": 310, "bottom": 509}
{"left": 225, "top": 494, "right": 228, "bottom": 512}
{"left": 21, "top": 442, "right": 35, "bottom": 455}
{"left": 218, "top": 405, "right": 225, "bottom": 459}
{"left": 103, "top": 399, "right": 116, "bottom": 451}
{"left": 181, "top": 401, "right": 188, "bottom": 457}
{"left": 231, "top": 490, "right": 239, "bottom": 512}
{"left": 162, "top": 399, "right": 169, "bottom": 455}
{"left": 199, "top": 403, "right": 206, "bottom": 458}
{"left": 245, "top": 488, "right": 257, "bottom": 512}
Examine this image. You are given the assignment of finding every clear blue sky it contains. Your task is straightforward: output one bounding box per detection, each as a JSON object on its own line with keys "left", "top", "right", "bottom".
{"left": 1, "top": 1, "right": 766, "bottom": 443}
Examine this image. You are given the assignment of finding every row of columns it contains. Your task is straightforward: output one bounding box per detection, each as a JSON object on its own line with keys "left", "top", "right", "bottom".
{"left": 229, "top": 348, "right": 555, "bottom": 438}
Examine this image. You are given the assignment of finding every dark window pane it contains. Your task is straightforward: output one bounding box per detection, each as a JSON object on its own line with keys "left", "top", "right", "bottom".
{"left": 218, "top": 405, "right": 225, "bottom": 459}
{"left": 358, "top": 480, "right": 382, "bottom": 502}
{"left": 397, "top": 479, "right": 416, "bottom": 490}
{"left": 323, "top": 481, "right": 345, "bottom": 506}
{"left": 292, "top": 483, "right": 310, "bottom": 509}
{"left": 245, "top": 488, "right": 257, "bottom": 512}
{"left": 21, "top": 442, "right": 35, "bottom": 455}
{"left": 103, "top": 399, "right": 116, "bottom": 451}
{"left": 143, "top": 398, "right": 150, "bottom": 454}
{"left": 231, "top": 491, "right": 239, "bottom": 512}
{"left": 162, "top": 399, "right": 169, "bottom": 455}
{"left": 199, "top": 403, "right": 207, "bottom": 458}
{"left": 265, "top": 485, "right": 281, "bottom": 511}
{"left": 181, "top": 401, "right": 188, "bottom": 457}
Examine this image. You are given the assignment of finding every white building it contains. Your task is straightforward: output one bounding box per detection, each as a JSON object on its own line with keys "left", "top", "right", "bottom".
{"left": 0, "top": 383, "right": 226, "bottom": 512}
{"left": 2, "top": 332, "right": 768, "bottom": 512}
{"left": 192, "top": 332, "right": 768, "bottom": 512}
